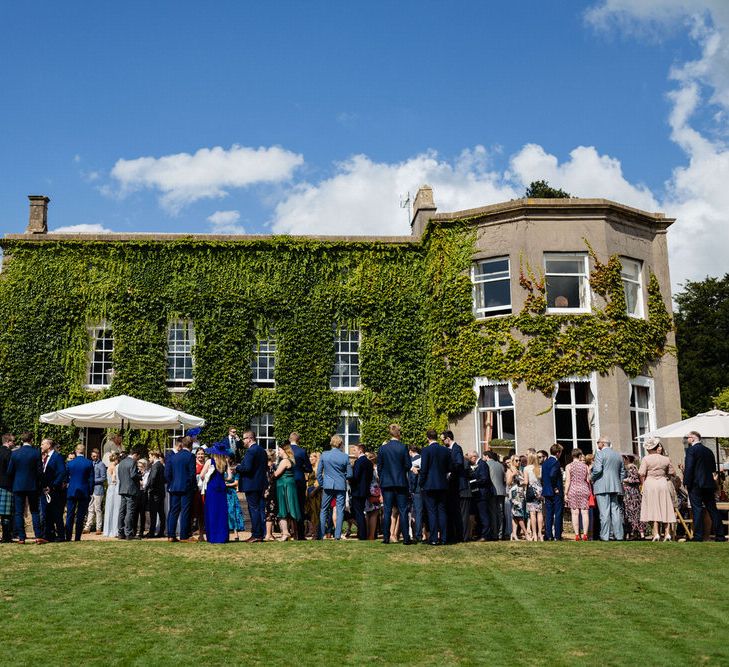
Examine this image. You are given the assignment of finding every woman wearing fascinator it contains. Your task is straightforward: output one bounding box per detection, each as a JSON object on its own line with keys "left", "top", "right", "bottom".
{"left": 198, "top": 442, "right": 232, "bottom": 544}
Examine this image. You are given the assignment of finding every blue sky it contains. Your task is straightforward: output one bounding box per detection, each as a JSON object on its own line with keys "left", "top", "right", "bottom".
{"left": 1, "top": 1, "right": 728, "bottom": 287}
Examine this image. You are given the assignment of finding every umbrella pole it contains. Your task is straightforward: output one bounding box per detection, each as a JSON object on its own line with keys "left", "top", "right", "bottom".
{"left": 715, "top": 438, "right": 721, "bottom": 474}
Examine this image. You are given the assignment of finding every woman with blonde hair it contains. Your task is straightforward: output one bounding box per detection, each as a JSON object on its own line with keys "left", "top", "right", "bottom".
{"left": 102, "top": 452, "right": 121, "bottom": 537}
{"left": 305, "top": 451, "right": 321, "bottom": 538}
{"left": 639, "top": 437, "right": 676, "bottom": 541}
{"left": 506, "top": 455, "right": 527, "bottom": 540}
{"left": 274, "top": 441, "right": 301, "bottom": 541}
{"left": 199, "top": 442, "right": 230, "bottom": 543}
{"left": 523, "top": 450, "right": 544, "bottom": 541}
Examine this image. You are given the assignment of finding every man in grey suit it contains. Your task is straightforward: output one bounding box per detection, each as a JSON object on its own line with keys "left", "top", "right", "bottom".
{"left": 317, "top": 435, "right": 352, "bottom": 540}
{"left": 117, "top": 446, "right": 142, "bottom": 540}
{"left": 485, "top": 450, "right": 506, "bottom": 540}
{"left": 591, "top": 437, "right": 625, "bottom": 541}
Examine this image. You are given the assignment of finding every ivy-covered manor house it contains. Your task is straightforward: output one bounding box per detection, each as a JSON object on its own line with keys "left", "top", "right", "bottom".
{"left": 0, "top": 188, "right": 681, "bottom": 460}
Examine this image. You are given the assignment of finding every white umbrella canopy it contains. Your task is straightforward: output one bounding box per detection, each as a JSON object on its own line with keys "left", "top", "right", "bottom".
{"left": 645, "top": 409, "right": 729, "bottom": 439}
{"left": 39, "top": 394, "right": 205, "bottom": 430}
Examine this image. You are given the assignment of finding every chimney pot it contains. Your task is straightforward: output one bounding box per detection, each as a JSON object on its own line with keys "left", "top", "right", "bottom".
{"left": 411, "top": 185, "right": 436, "bottom": 238}
{"left": 27, "top": 195, "right": 50, "bottom": 234}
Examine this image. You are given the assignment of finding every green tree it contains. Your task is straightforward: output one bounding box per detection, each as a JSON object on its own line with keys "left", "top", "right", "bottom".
{"left": 713, "top": 387, "right": 729, "bottom": 412}
{"left": 674, "top": 274, "right": 729, "bottom": 415}
{"left": 524, "top": 180, "right": 571, "bottom": 199}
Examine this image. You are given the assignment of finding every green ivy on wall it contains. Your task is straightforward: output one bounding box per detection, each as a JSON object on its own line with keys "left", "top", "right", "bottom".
{"left": 0, "top": 222, "right": 673, "bottom": 453}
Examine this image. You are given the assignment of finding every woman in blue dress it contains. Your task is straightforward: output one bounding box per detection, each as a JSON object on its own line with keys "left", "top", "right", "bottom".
{"left": 200, "top": 442, "right": 230, "bottom": 544}
{"left": 225, "top": 456, "right": 245, "bottom": 540}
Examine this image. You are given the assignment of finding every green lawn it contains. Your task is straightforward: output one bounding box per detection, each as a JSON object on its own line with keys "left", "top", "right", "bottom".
{"left": 2, "top": 541, "right": 728, "bottom": 666}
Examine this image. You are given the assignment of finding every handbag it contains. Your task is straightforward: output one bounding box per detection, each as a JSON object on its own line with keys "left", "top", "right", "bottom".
{"left": 526, "top": 484, "right": 537, "bottom": 503}
{"left": 368, "top": 483, "right": 381, "bottom": 505}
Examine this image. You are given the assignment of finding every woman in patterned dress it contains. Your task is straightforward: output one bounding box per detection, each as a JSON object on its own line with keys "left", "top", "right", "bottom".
{"left": 225, "top": 457, "right": 245, "bottom": 540}
{"left": 364, "top": 451, "right": 382, "bottom": 540}
{"left": 621, "top": 453, "right": 645, "bottom": 540}
{"left": 506, "top": 456, "right": 527, "bottom": 540}
{"left": 305, "top": 451, "right": 321, "bottom": 538}
{"left": 565, "top": 448, "right": 591, "bottom": 540}
{"left": 263, "top": 450, "right": 279, "bottom": 541}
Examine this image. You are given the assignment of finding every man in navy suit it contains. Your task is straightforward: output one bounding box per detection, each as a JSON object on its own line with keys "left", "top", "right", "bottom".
{"left": 289, "top": 432, "right": 313, "bottom": 540}
{"left": 472, "top": 451, "right": 495, "bottom": 541}
{"left": 6, "top": 431, "right": 43, "bottom": 544}
{"left": 419, "top": 430, "right": 452, "bottom": 545}
{"left": 236, "top": 430, "right": 268, "bottom": 542}
{"left": 542, "top": 443, "right": 564, "bottom": 540}
{"left": 40, "top": 437, "right": 67, "bottom": 542}
{"left": 350, "top": 442, "right": 373, "bottom": 540}
{"left": 166, "top": 437, "right": 196, "bottom": 541}
{"left": 408, "top": 446, "right": 425, "bottom": 543}
{"left": 65, "top": 444, "right": 95, "bottom": 541}
{"left": 684, "top": 430, "right": 726, "bottom": 542}
{"left": 377, "top": 424, "right": 412, "bottom": 544}
{"left": 441, "top": 431, "right": 465, "bottom": 543}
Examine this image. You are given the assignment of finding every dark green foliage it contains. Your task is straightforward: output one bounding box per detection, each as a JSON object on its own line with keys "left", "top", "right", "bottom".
{"left": 0, "top": 227, "right": 673, "bottom": 451}
{"left": 674, "top": 274, "right": 729, "bottom": 414}
{"left": 524, "top": 179, "right": 571, "bottom": 199}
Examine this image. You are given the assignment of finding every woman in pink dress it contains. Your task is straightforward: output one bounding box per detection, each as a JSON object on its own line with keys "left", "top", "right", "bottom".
{"left": 639, "top": 438, "right": 676, "bottom": 541}
{"left": 565, "top": 449, "right": 591, "bottom": 541}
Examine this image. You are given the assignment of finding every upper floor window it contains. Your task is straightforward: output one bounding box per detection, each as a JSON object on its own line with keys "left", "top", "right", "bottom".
{"left": 472, "top": 257, "right": 511, "bottom": 317}
{"left": 250, "top": 413, "right": 275, "bottom": 451}
{"left": 545, "top": 253, "right": 590, "bottom": 312}
{"left": 331, "top": 329, "right": 360, "bottom": 390}
{"left": 87, "top": 324, "right": 113, "bottom": 388}
{"left": 252, "top": 333, "right": 276, "bottom": 387}
{"left": 337, "top": 411, "right": 361, "bottom": 454}
{"left": 167, "top": 320, "right": 194, "bottom": 389}
{"left": 553, "top": 375, "right": 597, "bottom": 454}
{"left": 476, "top": 379, "right": 515, "bottom": 449}
{"left": 620, "top": 257, "right": 644, "bottom": 318}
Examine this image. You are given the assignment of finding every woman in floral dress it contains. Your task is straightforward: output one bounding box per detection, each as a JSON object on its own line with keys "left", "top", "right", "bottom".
{"left": 506, "top": 456, "right": 527, "bottom": 540}
{"left": 621, "top": 453, "right": 645, "bottom": 540}
{"left": 225, "top": 458, "right": 245, "bottom": 540}
{"left": 565, "top": 449, "right": 591, "bottom": 540}
{"left": 263, "top": 450, "right": 279, "bottom": 541}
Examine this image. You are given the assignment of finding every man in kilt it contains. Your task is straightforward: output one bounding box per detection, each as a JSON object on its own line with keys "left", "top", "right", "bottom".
{"left": 0, "top": 434, "right": 16, "bottom": 542}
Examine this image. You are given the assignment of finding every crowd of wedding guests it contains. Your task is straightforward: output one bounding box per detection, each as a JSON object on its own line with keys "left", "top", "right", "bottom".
{"left": 0, "top": 424, "right": 726, "bottom": 544}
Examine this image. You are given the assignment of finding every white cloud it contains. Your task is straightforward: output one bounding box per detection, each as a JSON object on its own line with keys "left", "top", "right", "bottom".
{"left": 270, "top": 143, "right": 663, "bottom": 237}
{"left": 207, "top": 210, "right": 246, "bottom": 234}
{"left": 587, "top": 0, "right": 729, "bottom": 287}
{"left": 508, "top": 144, "right": 659, "bottom": 211}
{"left": 52, "top": 223, "right": 113, "bottom": 234}
{"left": 271, "top": 147, "right": 519, "bottom": 236}
{"left": 110, "top": 144, "right": 304, "bottom": 214}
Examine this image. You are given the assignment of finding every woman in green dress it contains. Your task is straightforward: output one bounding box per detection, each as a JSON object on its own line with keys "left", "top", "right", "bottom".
{"left": 275, "top": 442, "right": 301, "bottom": 541}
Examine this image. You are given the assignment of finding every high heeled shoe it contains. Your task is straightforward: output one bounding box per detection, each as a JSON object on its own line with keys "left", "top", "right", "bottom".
{"left": 663, "top": 535, "right": 672, "bottom": 542}
{"left": 278, "top": 534, "right": 291, "bottom": 542}
{"left": 651, "top": 534, "right": 660, "bottom": 541}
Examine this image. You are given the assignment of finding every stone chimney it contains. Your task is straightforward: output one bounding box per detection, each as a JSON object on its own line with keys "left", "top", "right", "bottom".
{"left": 411, "top": 185, "right": 436, "bottom": 238}
{"left": 27, "top": 195, "right": 50, "bottom": 234}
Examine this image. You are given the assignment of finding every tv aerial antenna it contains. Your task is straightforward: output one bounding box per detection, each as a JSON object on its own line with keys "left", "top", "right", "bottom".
{"left": 399, "top": 191, "right": 411, "bottom": 224}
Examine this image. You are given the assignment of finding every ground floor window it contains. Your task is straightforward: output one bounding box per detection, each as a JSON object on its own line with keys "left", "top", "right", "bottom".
{"left": 554, "top": 375, "right": 597, "bottom": 455}
{"left": 475, "top": 379, "right": 515, "bottom": 451}
{"left": 250, "top": 413, "right": 275, "bottom": 451}
{"left": 337, "top": 411, "right": 361, "bottom": 454}
{"left": 630, "top": 377, "right": 655, "bottom": 456}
